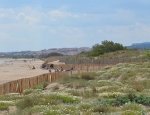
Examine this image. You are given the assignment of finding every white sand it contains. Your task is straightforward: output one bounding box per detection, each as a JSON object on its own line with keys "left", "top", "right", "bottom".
{"left": 0, "top": 58, "right": 49, "bottom": 84}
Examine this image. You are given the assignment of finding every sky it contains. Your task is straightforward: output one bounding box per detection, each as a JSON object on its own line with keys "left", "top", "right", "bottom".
{"left": 0, "top": 0, "right": 150, "bottom": 52}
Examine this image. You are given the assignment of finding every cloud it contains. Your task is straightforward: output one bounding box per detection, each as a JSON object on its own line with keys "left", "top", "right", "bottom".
{"left": 0, "top": 3, "right": 150, "bottom": 51}
{"left": 0, "top": 7, "right": 80, "bottom": 25}
{"left": 47, "top": 10, "right": 79, "bottom": 20}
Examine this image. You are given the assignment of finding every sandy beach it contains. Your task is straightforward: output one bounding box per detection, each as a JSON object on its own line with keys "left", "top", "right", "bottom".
{"left": 0, "top": 58, "right": 48, "bottom": 84}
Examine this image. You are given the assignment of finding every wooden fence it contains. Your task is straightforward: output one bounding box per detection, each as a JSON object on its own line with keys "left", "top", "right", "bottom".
{"left": 0, "top": 64, "right": 109, "bottom": 95}
{"left": 0, "top": 60, "right": 148, "bottom": 95}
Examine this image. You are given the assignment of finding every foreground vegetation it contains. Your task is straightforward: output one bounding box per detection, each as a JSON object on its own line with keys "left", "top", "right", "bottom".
{"left": 0, "top": 62, "right": 149, "bottom": 115}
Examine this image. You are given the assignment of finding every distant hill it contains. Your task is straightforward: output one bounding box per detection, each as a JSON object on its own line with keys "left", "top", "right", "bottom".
{"left": 128, "top": 42, "right": 150, "bottom": 49}
{"left": 0, "top": 47, "right": 91, "bottom": 58}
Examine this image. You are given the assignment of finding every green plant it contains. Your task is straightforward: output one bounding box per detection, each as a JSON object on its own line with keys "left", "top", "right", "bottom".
{"left": 80, "top": 73, "right": 96, "bottom": 80}
{"left": 0, "top": 103, "right": 9, "bottom": 111}
{"left": 23, "top": 89, "right": 34, "bottom": 95}
{"left": 16, "top": 95, "right": 39, "bottom": 109}
{"left": 0, "top": 94, "right": 23, "bottom": 101}
{"left": 122, "top": 103, "right": 144, "bottom": 112}
{"left": 79, "top": 104, "right": 92, "bottom": 111}
{"left": 114, "top": 96, "right": 130, "bottom": 106}
{"left": 132, "top": 82, "right": 144, "bottom": 92}
{"left": 34, "top": 82, "right": 49, "bottom": 90}
{"left": 114, "top": 94, "right": 150, "bottom": 106}
{"left": 121, "top": 110, "right": 142, "bottom": 115}
{"left": 44, "top": 110, "right": 59, "bottom": 115}
{"left": 56, "top": 95, "right": 79, "bottom": 104}
{"left": 134, "top": 95, "right": 150, "bottom": 106}
{"left": 92, "top": 104, "right": 110, "bottom": 113}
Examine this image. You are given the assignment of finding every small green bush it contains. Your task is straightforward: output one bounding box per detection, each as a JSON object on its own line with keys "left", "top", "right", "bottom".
{"left": 44, "top": 110, "right": 59, "bottom": 115}
{"left": 0, "top": 94, "right": 23, "bottom": 101}
{"left": 114, "top": 96, "right": 130, "bottom": 106}
{"left": 114, "top": 94, "right": 150, "bottom": 106}
{"left": 34, "top": 82, "right": 49, "bottom": 90}
{"left": 81, "top": 73, "right": 96, "bottom": 80}
{"left": 122, "top": 103, "right": 143, "bottom": 112}
{"left": 23, "top": 89, "right": 34, "bottom": 95}
{"left": 92, "top": 104, "right": 110, "bottom": 113}
{"left": 132, "top": 82, "right": 144, "bottom": 92}
{"left": 16, "top": 95, "right": 39, "bottom": 109}
{"left": 79, "top": 103, "right": 92, "bottom": 111}
{"left": 121, "top": 110, "right": 142, "bottom": 115}
{"left": 134, "top": 95, "right": 150, "bottom": 106}
{"left": 56, "top": 95, "right": 79, "bottom": 104}
{"left": 0, "top": 103, "right": 9, "bottom": 111}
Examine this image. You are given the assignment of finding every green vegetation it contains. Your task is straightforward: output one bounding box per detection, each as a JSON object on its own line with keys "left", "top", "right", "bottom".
{"left": 0, "top": 103, "right": 9, "bottom": 111}
{"left": 87, "top": 40, "right": 126, "bottom": 56}
{"left": 0, "top": 61, "right": 149, "bottom": 114}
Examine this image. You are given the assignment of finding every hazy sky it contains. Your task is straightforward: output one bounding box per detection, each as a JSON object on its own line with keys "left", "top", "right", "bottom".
{"left": 0, "top": 0, "right": 150, "bottom": 52}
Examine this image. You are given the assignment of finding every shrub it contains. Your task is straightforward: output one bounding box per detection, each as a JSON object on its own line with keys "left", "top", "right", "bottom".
{"left": 92, "top": 104, "right": 110, "bottom": 113}
{"left": 114, "top": 94, "right": 150, "bottom": 106}
{"left": 44, "top": 110, "right": 59, "bottom": 115}
{"left": 61, "top": 106, "right": 78, "bottom": 114}
{"left": 23, "top": 89, "right": 34, "bottom": 95}
{"left": 92, "top": 99, "right": 115, "bottom": 113}
{"left": 82, "top": 90, "right": 98, "bottom": 98}
{"left": 16, "top": 95, "right": 39, "bottom": 109}
{"left": 67, "top": 79, "right": 88, "bottom": 89}
{"left": 121, "top": 110, "right": 142, "bottom": 115}
{"left": 39, "top": 94, "right": 80, "bottom": 105}
{"left": 58, "top": 74, "right": 79, "bottom": 84}
{"left": 79, "top": 103, "right": 92, "bottom": 111}
{"left": 132, "top": 82, "right": 144, "bottom": 92}
{"left": 0, "top": 94, "right": 23, "bottom": 101}
{"left": 57, "top": 95, "right": 79, "bottom": 104}
{"left": 68, "top": 90, "right": 81, "bottom": 96}
{"left": 80, "top": 73, "right": 96, "bottom": 80}
{"left": 114, "top": 96, "right": 130, "bottom": 106}
{"left": 134, "top": 95, "right": 150, "bottom": 106}
{"left": 0, "top": 103, "right": 9, "bottom": 111}
{"left": 122, "top": 103, "right": 143, "bottom": 112}
{"left": 99, "top": 92, "right": 126, "bottom": 98}
{"left": 34, "top": 82, "right": 49, "bottom": 90}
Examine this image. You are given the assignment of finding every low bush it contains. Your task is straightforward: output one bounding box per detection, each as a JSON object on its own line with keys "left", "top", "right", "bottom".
{"left": 114, "top": 93, "right": 150, "bottom": 106}
{"left": 122, "top": 103, "right": 144, "bottom": 112}
{"left": 23, "top": 89, "right": 34, "bottom": 95}
{"left": 114, "top": 96, "right": 130, "bottom": 106}
{"left": 0, "top": 103, "right": 9, "bottom": 111}
{"left": 56, "top": 95, "right": 79, "bottom": 104}
{"left": 16, "top": 95, "right": 39, "bottom": 109}
{"left": 34, "top": 82, "right": 49, "bottom": 90}
{"left": 79, "top": 103, "right": 92, "bottom": 111}
{"left": 134, "top": 95, "right": 150, "bottom": 106}
{"left": 92, "top": 104, "right": 110, "bottom": 113}
{"left": 99, "top": 92, "right": 126, "bottom": 98}
{"left": 132, "top": 81, "right": 144, "bottom": 92}
{"left": 80, "top": 73, "right": 96, "bottom": 80}
{"left": 121, "top": 110, "right": 142, "bottom": 115}
{"left": 44, "top": 110, "right": 60, "bottom": 115}
{"left": 0, "top": 94, "right": 23, "bottom": 101}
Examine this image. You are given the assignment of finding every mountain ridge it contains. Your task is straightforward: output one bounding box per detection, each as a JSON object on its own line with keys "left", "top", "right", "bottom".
{"left": 128, "top": 42, "right": 150, "bottom": 49}
{"left": 0, "top": 47, "right": 91, "bottom": 58}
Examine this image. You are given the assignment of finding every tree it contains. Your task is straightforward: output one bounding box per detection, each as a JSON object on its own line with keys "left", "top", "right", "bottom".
{"left": 89, "top": 40, "right": 125, "bottom": 56}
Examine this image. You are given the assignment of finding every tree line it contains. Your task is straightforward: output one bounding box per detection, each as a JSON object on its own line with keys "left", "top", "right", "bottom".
{"left": 82, "top": 40, "right": 126, "bottom": 57}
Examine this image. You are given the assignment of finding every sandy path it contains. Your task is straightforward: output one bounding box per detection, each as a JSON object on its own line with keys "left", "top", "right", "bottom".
{"left": 0, "top": 58, "right": 48, "bottom": 84}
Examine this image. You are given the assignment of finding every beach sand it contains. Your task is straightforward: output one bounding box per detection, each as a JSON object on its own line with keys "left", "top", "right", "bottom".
{"left": 0, "top": 58, "right": 48, "bottom": 84}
